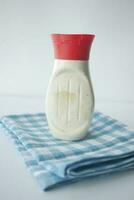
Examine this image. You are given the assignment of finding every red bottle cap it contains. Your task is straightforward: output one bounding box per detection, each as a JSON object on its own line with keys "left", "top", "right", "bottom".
{"left": 51, "top": 33, "right": 95, "bottom": 60}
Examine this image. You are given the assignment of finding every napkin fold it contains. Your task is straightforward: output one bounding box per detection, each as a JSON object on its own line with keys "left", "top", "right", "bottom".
{"left": 0, "top": 111, "right": 134, "bottom": 191}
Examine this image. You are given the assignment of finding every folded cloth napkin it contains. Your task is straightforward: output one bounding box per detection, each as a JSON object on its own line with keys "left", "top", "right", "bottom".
{"left": 0, "top": 111, "right": 134, "bottom": 191}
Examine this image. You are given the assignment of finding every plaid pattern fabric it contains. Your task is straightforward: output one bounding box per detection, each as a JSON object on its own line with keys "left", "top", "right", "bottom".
{"left": 0, "top": 111, "right": 134, "bottom": 191}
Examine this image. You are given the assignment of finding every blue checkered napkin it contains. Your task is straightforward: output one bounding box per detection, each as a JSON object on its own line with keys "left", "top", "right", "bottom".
{"left": 0, "top": 112, "right": 134, "bottom": 191}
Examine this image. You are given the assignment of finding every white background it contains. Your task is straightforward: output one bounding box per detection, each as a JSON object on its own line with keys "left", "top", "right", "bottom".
{"left": 0, "top": 0, "right": 134, "bottom": 102}
{"left": 0, "top": 1, "right": 134, "bottom": 200}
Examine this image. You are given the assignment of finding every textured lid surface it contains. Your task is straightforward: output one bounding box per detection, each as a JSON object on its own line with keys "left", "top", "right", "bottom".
{"left": 51, "top": 34, "right": 95, "bottom": 60}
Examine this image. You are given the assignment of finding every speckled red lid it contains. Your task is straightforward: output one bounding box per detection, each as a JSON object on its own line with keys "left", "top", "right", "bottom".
{"left": 51, "top": 33, "right": 95, "bottom": 60}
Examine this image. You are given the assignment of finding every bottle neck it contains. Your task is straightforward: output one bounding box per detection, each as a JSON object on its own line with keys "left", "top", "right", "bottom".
{"left": 53, "top": 59, "right": 89, "bottom": 75}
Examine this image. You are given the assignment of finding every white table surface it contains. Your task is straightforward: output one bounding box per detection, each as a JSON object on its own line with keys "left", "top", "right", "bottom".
{"left": 0, "top": 96, "right": 134, "bottom": 200}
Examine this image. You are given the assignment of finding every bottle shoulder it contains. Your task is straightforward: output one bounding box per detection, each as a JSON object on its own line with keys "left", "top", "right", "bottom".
{"left": 52, "top": 66, "right": 90, "bottom": 82}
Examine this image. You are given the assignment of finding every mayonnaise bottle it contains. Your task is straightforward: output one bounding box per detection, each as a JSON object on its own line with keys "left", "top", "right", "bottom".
{"left": 46, "top": 33, "right": 95, "bottom": 141}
